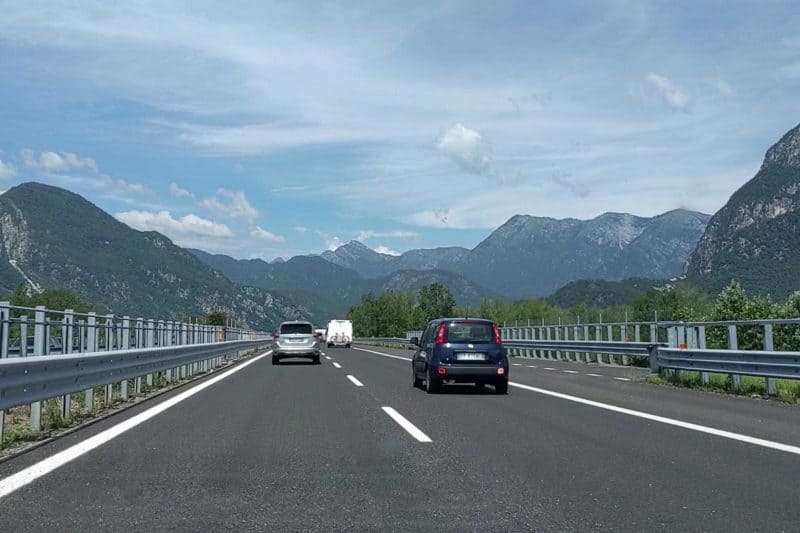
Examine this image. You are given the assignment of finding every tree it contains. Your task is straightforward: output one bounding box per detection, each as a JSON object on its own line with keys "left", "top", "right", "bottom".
{"left": 206, "top": 310, "right": 228, "bottom": 326}
{"left": 8, "top": 285, "right": 92, "bottom": 314}
{"left": 417, "top": 283, "right": 456, "bottom": 323}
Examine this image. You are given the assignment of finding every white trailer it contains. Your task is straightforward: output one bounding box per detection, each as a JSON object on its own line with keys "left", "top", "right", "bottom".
{"left": 326, "top": 319, "right": 353, "bottom": 348}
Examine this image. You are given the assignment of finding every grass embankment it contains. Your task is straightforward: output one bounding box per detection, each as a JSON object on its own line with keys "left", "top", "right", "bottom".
{"left": 646, "top": 371, "right": 800, "bottom": 404}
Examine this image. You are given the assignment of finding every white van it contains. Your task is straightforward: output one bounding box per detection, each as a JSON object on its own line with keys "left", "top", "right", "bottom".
{"left": 326, "top": 319, "right": 353, "bottom": 348}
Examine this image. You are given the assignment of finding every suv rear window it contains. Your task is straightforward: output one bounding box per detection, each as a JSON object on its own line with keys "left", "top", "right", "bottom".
{"left": 280, "top": 323, "right": 313, "bottom": 335}
{"left": 446, "top": 322, "right": 494, "bottom": 343}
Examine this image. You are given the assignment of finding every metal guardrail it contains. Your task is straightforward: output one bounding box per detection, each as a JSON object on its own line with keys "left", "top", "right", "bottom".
{"left": 0, "top": 339, "right": 269, "bottom": 411}
{"left": 655, "top": 347, "right": 800, "bottom": 380}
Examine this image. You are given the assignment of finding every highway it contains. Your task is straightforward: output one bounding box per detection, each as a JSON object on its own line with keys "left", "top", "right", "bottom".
{"left": 2, "top": 345, "right": 800, "bottom": 531}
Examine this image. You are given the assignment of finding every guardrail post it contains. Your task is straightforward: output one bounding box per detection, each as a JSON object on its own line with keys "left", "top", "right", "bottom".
{"left": 165, "top": 321, "right": 173, "bottom": 383}
{"left": 29, "top": 306, "right": 46, "bottom": 431}
{"left": 727, "top": 325, "right": 740, "bottom": 390}
{"left": 135, "top": 318, "right": 144, "bottom": 394}
{"left": 764, "top": 324, "right": 776, "bottom": 395}
{"left": 553, "top": 327, "right": 562, "bottom": 361}
{"left": 146, "top": 319, "right": 155, "bottom": 387}
{"left": 104, "top": 314, "right": 114, "bottom": 406}
{"left": 0, "top": 301, "right": 9, "bottom": 444}
{"left": 583, "top": 325, "right": 590, "bottom": 362}
{"left": 648, "top": 344, "right": 660, "bottom": 373}
{"left": 181, "top": 322, "right": 188, "bottom": 378}
{"left": 621, "top": 323, "right": 629, "bottom": 365}
{"left": 62, "top": 310, "right": 74, "bottom": 418}
{"left": 121, "top": 317, "right": 130, "bottom": 400}
{"left": 85, "top": 312, "right": 97, "bottom": 412}
{"left": 697, "top": 325, "right": 709, "bottom": 384}
{"left": 650, "top": 324, "right": 657, "bottom": 344}
{"left": 634, "top": 324, "right": 641, "bottom": 343}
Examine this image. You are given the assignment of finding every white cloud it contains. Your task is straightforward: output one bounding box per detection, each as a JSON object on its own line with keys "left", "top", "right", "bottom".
{"left": 644, "top": 73, "right": 692, "bottom": 111}
{"left": 777, "top": 62, "right": 800, "bottom": 79}
{"left": 436, "top": 123, "right": 491, "bottom": 174}
{"left": 709, "top": 79, "right": 735, "bottom": 97}
{"left": 373, "top": 245, "right": 400, "bottom": 256}
{"left": 169, "top": 182, "right": 194, "bottom": 198}
{"left": 202, "top": 188, "right": 260, "bottom": 222}
{"left": 116, "top": 210, "right": 234, "bottom": 241}
{"left": 250, "top": 225, "right": 285, "bottom": 243}
{"left": 0, "top": 159, "right": 16, "bottom": 179}
{"left": 355, "top": 229, "right": 419, "bottom": 241}
{"left": 551, "top": 172, "right": 590, "bottom": 198}
{"left": 294, "top": 226, "right": 309, "bottom": 233}
{"left": 114, "top": 177, "right": 153, "bottom": 195}
{"left": 22, "top": 149, "right": 98, "bottom": 172}
{"left": 326, "top": 236, "right": 343, "bottom": 251}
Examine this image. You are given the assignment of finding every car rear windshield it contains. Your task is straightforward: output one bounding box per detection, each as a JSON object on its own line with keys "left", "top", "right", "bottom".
{"left": 446, "top": 322, "right": 494, "bottom": 343}
{"left": 280, "top": 323, "right": 313, "bottom": 335}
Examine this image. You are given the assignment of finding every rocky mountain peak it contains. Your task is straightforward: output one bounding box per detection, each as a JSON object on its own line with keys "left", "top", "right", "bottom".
{"left": 762, "top": 123, "right": 800, "bottom": 170}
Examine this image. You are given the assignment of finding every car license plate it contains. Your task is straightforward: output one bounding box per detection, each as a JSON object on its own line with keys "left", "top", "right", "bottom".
{"left": 456, "top": 352, "right": 485, "bottom": 361}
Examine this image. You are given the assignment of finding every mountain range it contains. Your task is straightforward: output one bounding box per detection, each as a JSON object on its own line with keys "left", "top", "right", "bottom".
{"left": 318, "top": 210, "right": 710, "bottom": 298}
{"left": 686, "top": 122, "right": 800, "bottom": 298}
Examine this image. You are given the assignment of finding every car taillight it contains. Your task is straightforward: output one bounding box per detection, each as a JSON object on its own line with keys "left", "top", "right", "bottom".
{"left": 273, "top": 334, "right": 280, "bottom": 340}
{"left": 492, "top": 323, "right": 502, "bottom": 345}
{"left": 434, "top": 323, "right": 446, "bottom": 345}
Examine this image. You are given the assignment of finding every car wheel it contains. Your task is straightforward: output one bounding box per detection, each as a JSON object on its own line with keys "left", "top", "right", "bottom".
{"left": 346, "top": 344, "right": 351, "bottom": 348}
{"left": 473, "top": 381, "right": 484, "bottom": 391}
{"left": 495, "top": 380, "right": 508, "bottom": 395}
{"left": 313, "top": 355, "right": 320, "bottom": 365}
{"left": 412, "top": 368, "right": 423, "bottom": 388}
{"left": 425, "top": 368, "right": 440, "bottom": 394}
{"left": 272, "top": 355, "right": 279, "bottom": 365}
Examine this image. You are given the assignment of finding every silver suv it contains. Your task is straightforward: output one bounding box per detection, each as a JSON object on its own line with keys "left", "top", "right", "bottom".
{"left": 272, "top": 321, "right": 320, "bottom": 365}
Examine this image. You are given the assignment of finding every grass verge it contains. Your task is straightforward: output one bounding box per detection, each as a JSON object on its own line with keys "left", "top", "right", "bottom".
{"left": 645, "top": 370, "right": 800, "bottom": 404}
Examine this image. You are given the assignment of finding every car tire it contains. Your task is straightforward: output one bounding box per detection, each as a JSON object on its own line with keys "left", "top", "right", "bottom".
{"left": 313, "top": 354, "right": 320, "bottom": 365}
{"left": 346, "top": 344, "right": 351, "bottom": 348}
{"left": 495, "top": 380, "right": 508, "bottom": 395}
{"left": 412, "top": 368, "right": 423, "bottom": 388}
{"left": 425, "top": 368, "right": 441, "bottom": 394}
{"left": 272, "top": 355, "right": 279, "bottom": 365}
{"left": 473, "top": 381, "right": 484, "bottom": 391}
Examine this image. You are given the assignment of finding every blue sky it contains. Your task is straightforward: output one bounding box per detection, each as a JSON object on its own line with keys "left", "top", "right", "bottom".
{"left": 0, "top": 1, "right": 799, "bottom": 260}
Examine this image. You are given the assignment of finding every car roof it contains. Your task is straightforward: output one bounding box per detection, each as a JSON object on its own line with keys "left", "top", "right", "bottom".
{"left": 430, "top": 317, "right": 494, "bottom": 324}
{"left": 280, "top": 320, "right": 313, "bottom": 326}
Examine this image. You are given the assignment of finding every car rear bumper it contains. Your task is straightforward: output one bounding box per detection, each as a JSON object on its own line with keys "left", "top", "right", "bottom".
{"left": 433, "top": 364, "right": 508, "bottom": 382}
{"left": 273, "top": 345, "right": 319, "bottom": 357}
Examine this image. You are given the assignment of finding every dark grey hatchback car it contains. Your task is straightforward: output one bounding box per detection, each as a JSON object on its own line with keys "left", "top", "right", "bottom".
{"left": 411, "top": 318, "right": 509, "bottom": 394}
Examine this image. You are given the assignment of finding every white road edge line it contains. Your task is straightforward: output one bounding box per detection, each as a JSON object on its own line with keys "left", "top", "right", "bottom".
{"left": 0, "top": 350, "right": 274, "bottom": 501}
{"left": 355, "top": 346, "right": 800, "bottom": 457}
{"left": 382, "top": 406, "right": 432, "bottom": 443}
{"left": 353, "top": 346, "right": 412, "bottom": 361}
{"left": 508, "top": 381, "right": 800, "bottom": 457}
{"left": 332, "top": 362, "right": 342, "bottom": 369}
{"left": 347, "top": 375, "right": 364, "bottom": 387}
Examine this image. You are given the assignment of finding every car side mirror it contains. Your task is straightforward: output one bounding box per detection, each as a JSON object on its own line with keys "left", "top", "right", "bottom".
{"left": 409, "top": 336, "right": 419, "bottom": 347}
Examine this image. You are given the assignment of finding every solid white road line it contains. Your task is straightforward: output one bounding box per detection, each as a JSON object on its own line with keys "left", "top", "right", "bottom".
{"left": 382, "top": 407, "right": 432, "bottom": 443}
{"left": 0, "top": 350, "right": 273, "bottom": 501}
{"left": 356, "top": 346, "right": 800, "bottom": 457}
{"left": 508, "top": 381, "right": 800, "bottom": 457}
{"left": 347, "top": 375, "right": 364, "bottom": 387}
{"left": 614, "top": 377, "right": 631, "bottom": 382}
{"left": 332, "top": 362, "right": 342, "bottom": 369}
{"left": 586, "top": 373, "right": 603, "bottom": 377}
{"left": 353, "top": 346, "right": 412, "bottom": 361}
{"left": 562, "top": 370, "right": 579, "bottom": 374}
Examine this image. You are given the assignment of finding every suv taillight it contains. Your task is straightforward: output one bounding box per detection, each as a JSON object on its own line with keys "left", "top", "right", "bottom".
{"left": 273, "top": 333, "right": 280, "bottom": 340}
{"left": 492, "top": 323, "right": 502, "bottom": 345}
{"left": 434, "top": 323, "right": 447, "bottom": 345}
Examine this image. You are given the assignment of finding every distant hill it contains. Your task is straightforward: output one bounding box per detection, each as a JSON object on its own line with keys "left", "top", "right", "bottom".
{"left": 189, "top": 249, "right": 493, "bottom": 319}
{"left": 320, "top": 240, "right": 469, "bottom": 278}
{"left": 0, "top": 183, "right": 311, "bottom": 330}
{"left": 685, "top": 122, "right": 800, "bottom": 298}
{"left": 546, "top": 278, "right": 664, "bottom": 308}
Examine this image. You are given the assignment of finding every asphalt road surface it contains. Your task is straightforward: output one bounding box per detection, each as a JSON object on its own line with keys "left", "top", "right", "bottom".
{"left": 1, "top": 345, "right": 800, "bottom": 531}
